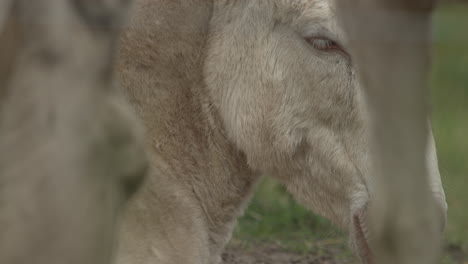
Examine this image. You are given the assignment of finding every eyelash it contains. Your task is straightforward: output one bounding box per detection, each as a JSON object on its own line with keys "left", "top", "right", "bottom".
{"left": 305, "top": 37, "right": 349, "bottom": 57}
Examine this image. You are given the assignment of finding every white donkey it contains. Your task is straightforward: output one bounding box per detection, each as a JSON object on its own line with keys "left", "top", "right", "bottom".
{"left": 116, "top": 0, "right": 447, "bottom": 264}
{"left": 335, "top": 0, "right": 447, "bottom": 263}
{"left": 0, "top": 1, "right": 147, "bottom": 264}
{"left": 0, "top": 0, "right": 447, "bottom": 264}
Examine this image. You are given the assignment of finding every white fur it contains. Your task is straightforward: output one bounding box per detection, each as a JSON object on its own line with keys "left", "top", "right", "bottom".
{"left": 116, "top": 0, "right": 447, "bottom": 263}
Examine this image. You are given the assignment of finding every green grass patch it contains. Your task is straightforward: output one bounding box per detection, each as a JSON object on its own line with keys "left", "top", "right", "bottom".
{"left": 433, "top": 4, "right": 468, "bottom": 253}
{"left": 234, "top": 178, "right": 347, "bottom": 253}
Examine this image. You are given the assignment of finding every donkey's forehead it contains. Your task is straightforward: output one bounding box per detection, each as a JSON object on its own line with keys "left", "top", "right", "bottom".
{"left": 279, "top": 0, "right": 333, "bottom": 19}
{"left": 276, "top": 0, "right": 343, "bottom": 41}
{"left": 275, "top": 0, "right": 339, "bottom": 35}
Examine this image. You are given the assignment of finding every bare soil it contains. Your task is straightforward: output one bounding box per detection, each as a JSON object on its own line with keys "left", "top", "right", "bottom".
{"left": 222, "top": 244, "right": 357, "bottom": 264}
{"left": 222, "top": 242, "right": 468, "bottom": 264}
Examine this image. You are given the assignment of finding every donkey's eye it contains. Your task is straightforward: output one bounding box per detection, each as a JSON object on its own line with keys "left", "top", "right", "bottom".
{"left": 306, "top": 37, "right": 348, "bottom": 56}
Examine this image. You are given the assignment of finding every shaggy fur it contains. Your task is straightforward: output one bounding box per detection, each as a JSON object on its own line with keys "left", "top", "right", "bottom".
{"left": 115, "top": 0, "right": 447, "bottom": 263}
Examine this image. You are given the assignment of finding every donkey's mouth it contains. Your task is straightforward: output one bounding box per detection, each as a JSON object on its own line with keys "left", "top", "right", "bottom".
{"left": 352, "top": 210, "right": 374, "bottom": 264}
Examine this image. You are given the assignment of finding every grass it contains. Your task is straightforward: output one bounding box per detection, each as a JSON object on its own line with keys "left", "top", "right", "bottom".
{"left": 233, "top": 177, "right": 347, "bottom": 254}
{"left": 433, "top": 4, "right": 468, "bottom": 262}
{"left": 233, "top": 4, "right": 468, "bottom": 263}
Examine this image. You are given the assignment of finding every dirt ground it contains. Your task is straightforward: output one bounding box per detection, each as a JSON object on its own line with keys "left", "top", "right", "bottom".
{"left": 222, "top": 243, "right": 467, "bottom": 264}
{"left": 222, "top": 244, "right": 357, "bottom": 264}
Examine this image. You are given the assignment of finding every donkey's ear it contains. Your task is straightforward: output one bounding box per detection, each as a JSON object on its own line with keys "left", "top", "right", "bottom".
{"left": 350, "top": 206, "right": 374, "bottom": 264}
